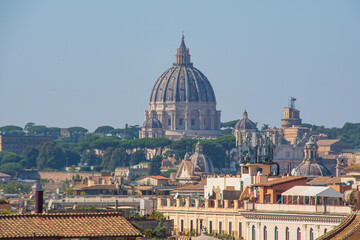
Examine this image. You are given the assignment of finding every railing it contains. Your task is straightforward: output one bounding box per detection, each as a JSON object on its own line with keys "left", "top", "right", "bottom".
{"left": 157, "top": 197, "right": 349, "bottom": 214}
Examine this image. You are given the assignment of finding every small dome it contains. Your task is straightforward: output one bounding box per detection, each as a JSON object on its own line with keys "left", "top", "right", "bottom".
{"left": 234, "top": 110, "right": 257, "bottom": 131}
{"left": 190, "top": 142, "right": 214, "bottom": 173}
{"left": 293, "top": 161, "right": 331, "bottom": 178}
{"left": 142, "top": 111, "right": 162, "bottom": 129}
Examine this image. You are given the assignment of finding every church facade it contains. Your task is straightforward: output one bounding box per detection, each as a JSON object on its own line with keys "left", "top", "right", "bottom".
{"left": 140, "top": 36, "right": 221, "bottom": 139}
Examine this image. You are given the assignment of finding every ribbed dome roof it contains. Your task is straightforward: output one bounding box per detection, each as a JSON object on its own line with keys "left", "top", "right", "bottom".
{"left": 293, "top": 161, "right": 331, "bottom": 178}
{"left": 150, "top": 36, "right": 216, "bottom": 103}
{"left": 234, "top": 110, "right": 257, "bottom": 131}
{"left": 142, "top": 111, "right": 162, "bottom": 129}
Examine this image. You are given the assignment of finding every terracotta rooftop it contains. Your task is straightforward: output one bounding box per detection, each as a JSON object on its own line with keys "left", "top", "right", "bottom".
{"left": 345, "top": 164, "right": 360, "bottom": 172}
{"left": 317, "top": 212, "right": 360, "bottom": 240}
{"left": 307, "top": 176, "right": 343, "bottom": 186}
{"left": 254, "top": 176, "right": 306, "bottom": 187}
{"left": 0, "top": 212, "right": 141, "bottom": 238}
{"left": 0, "top": 172, "right": 11, "bottom": 178}
{"left": 316, "top": 139, "right": 342, "bottom": 146}
{"left": 145, "top": 175, "right": 169, "bottom": 180}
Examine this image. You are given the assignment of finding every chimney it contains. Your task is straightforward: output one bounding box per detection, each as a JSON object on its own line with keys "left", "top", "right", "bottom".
{"left": 35, "top": 190, "right": 43, "bottom": 214}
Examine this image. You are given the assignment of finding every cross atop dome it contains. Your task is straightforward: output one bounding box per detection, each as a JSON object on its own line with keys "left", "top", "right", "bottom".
{"left": 174, "top": 35, "right": 192, "bottom": 66}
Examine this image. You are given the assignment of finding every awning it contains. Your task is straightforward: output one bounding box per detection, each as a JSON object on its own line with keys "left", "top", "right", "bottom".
{"left": 282, "top": 186, "right": 342, "bottom": 198}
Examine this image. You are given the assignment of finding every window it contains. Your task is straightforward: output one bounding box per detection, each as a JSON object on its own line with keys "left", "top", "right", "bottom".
{"left": 238, "top": 222, "right": 242, "bottom": 238}
{"left": 263, "top": 226, "right": 267, "bottom": 240}
{"left": 285, "top": 227, "right": 289, "bottom": 240}
{"left": 228, "top": 221, "right": 232, "bottom": 235}
{"left": 168, "top": 119, "right": 171, "bottom": 126}
{"left": 324, "top": 228, "right": 327, "bottom": 234}
{"left": 191, "top": 119, "right": 195, "bottom": 126}
{"left": 209, "top": 220, "right": 213, "bottom": 234}
{"left": 297, "top": 228, "right": 301, "bottom": 240}
{"left": 252, "top": 225, "right": 256, "bottom": 240}
{"left": 219, "top": 221, "right": 222, "bottom": 234}
{"left": 190, "top": 220, "right": 193, "bottom": 232}
{"left": 180, "top": 219, "right": 184, "bottom": 233}
{"left": 179, "top": 119, "right": 183, "bottom": 126}
{"left": 274, "top": 226, "right": 278, "bottom": 240}
{"left": 310, "top": 228, "right": 314, "bottom": 240}
{"left": 199, "top": 219, "right": 203, "bottom": 232}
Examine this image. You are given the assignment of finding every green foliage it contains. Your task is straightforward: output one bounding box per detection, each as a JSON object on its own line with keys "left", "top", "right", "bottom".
{"left": 90, "top": 137, "right": 121, "bottom": 151}
{"left": 22, "top": 146, "right": 39, "bottom": 168}
{"left": 221, "top": 120, "right": 238, "bottom": 128}
{"left": 93, "top": 165, "right": 103, "bottom": 172}
{"left": 0, "top": 181, "right": 32, "bottom": 194}
{"left": 214, "top": 135, "right": 236, "bottom": 153}
{"left": 64, "top": 149, "right": 81, "bottom": 166}
{"left": 161, "top": 169, "right": 177, "bottom": 178}
{"left": 130, "top": 150, "right": 147, "bottom": 165}
{"left": 80, "top": 166, "right": 92, "bottom": 172}
{"left": 122, "top": 124, "right": 141, "bottom": 139}
{"left": 101, "top": 147, "right": 130, "bottom": 171}
{"left": 201, "top": 140, "right": 228, "bottom": 168}
{"left": 94, "top": 126, "right": 114, "bottom": 135}
{"left": 305, "top": 122, "right": 360, "bottom": 148}
{"left": 82, "top": 150, "right": 101, "bottom": 166}
{"left": 149, "top": 156, "right": 162, "bottom": 175}
{"left": 2, "top": 209, "right": 11, "bottom": 214}
{"left": 0, "top": 125, "right": 24, "bottom": 135}
{"left": 77, "top": 135, "right": 100, "bottom": 152}
{"left": 28, "top": 125, "right": 48, "bottom": 135}
{"left": 151, "top": 219, "right": 170, "bottom": 239}
{"left": 144, "top": 229, "right": 153, "bottom": 237}
{"left": 0, "top": 162, "right": 23, "bottom": 176}
{"left": 37, "top": 142, "right": 66, "bottom": 170}
{"left": 168, "top": 138, "right": 197, "bottom": 160}
{"left": 217, "top": 233, "right": 232, "bottom": 240}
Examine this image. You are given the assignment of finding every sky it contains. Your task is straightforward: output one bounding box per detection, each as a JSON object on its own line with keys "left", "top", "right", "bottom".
{"left": 0, "top": 1, "right": 359, "bottom": 132}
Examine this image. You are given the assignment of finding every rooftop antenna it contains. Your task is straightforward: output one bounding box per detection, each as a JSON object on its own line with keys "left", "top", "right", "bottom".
{"left": 288, "top": 97, "right": 296, "bottom": 109}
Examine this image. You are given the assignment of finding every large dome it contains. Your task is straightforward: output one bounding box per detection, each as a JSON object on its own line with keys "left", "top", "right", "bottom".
{"left": 293, "top": 161, "right": 331, "bottom": 178}
{"left": 150, "top": 36, "right": 216, "bottom": 103}
{"left": 150, "top": 66, "right": 216, "bottom": 103}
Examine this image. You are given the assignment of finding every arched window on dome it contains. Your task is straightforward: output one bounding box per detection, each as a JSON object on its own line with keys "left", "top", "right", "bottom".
{"left": 274, "top": 226, "right": 278, "bottom": 240}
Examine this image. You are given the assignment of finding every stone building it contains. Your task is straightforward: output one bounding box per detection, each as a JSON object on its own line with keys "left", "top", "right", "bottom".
{"left": 140, "top": 36, "right": 221, "bottom": 139}
{"left": 0, "top": 135, "right": 52, "bottom": 155}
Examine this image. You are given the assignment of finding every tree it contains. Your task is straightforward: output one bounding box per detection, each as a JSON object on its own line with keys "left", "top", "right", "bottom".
{"left": 152, "top": 219, "right": 169, "bottom": 239}
{"left": 161, "top": 169, "right": 177, "bottom": 178}
{"left": 168, "top": 139, "right": 197, "bottom": 160}
{"left": 108, "top": 148, "right": 130, "bottom": 170}
{"left": 37, "top": 142, "right": 66, "bottom": 170}
{"left": 82, "top": 150, "right": 101, "bottom": 166}
{"left": 130, "top": 150, "right": 147, "bottom": 165}
{"left": 90, "top": 137, "right": 120, "bottom": 152}
{"left": 28, "top": 125, "right": 48, "bottom": 135}
{"left": 0, "top": 125, "right": 24, "bottom": 135}
{"left": 0, "top": 181, "right": 32, "bottom": 194}
{"left": 22, "top": 146, "right": 39, "bottom": 168}
{"left": 149, "top": 156, "right": 162, "bottom": 175}
{"left": 0, "top": 162, "right": 23, "bottom": 176}
{"left": 94, "top": 126, "right": 114, "bottom": 136}
{"left": 64, "top": 149, "right": 81, "bottom": 167}
{"left": 68, "top": 127, "right": 88, "bottom": 143}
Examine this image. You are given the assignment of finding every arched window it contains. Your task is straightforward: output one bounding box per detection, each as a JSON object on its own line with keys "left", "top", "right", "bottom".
{"left": 252, "top": 225, "right": 256, "bottom": 240}
{"left": 297, "top": 228, "right": 301, "bottom": 240}
{"left": 274, "top": 226, "right": 278, "bottom": 240}
{"left": 263, "top": 226, "right": 267, "bottom": 240}
{"left": 285, "top": 227, "right": 290, "bottom": 240}
{"left": 324, "top": 228, "right": 327, "bottom": 234}
{"left": 310, "top": 228, "right": 314, "bottom": 240}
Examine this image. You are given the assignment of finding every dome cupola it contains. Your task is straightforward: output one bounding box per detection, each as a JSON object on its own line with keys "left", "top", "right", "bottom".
{"left": 189, "top": 141, "right": 214, "bottom": 173}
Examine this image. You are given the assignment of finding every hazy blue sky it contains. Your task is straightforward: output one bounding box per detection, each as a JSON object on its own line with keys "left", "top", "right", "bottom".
{"left": 1, "top": 1, "right": 359, "bottom": 132}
